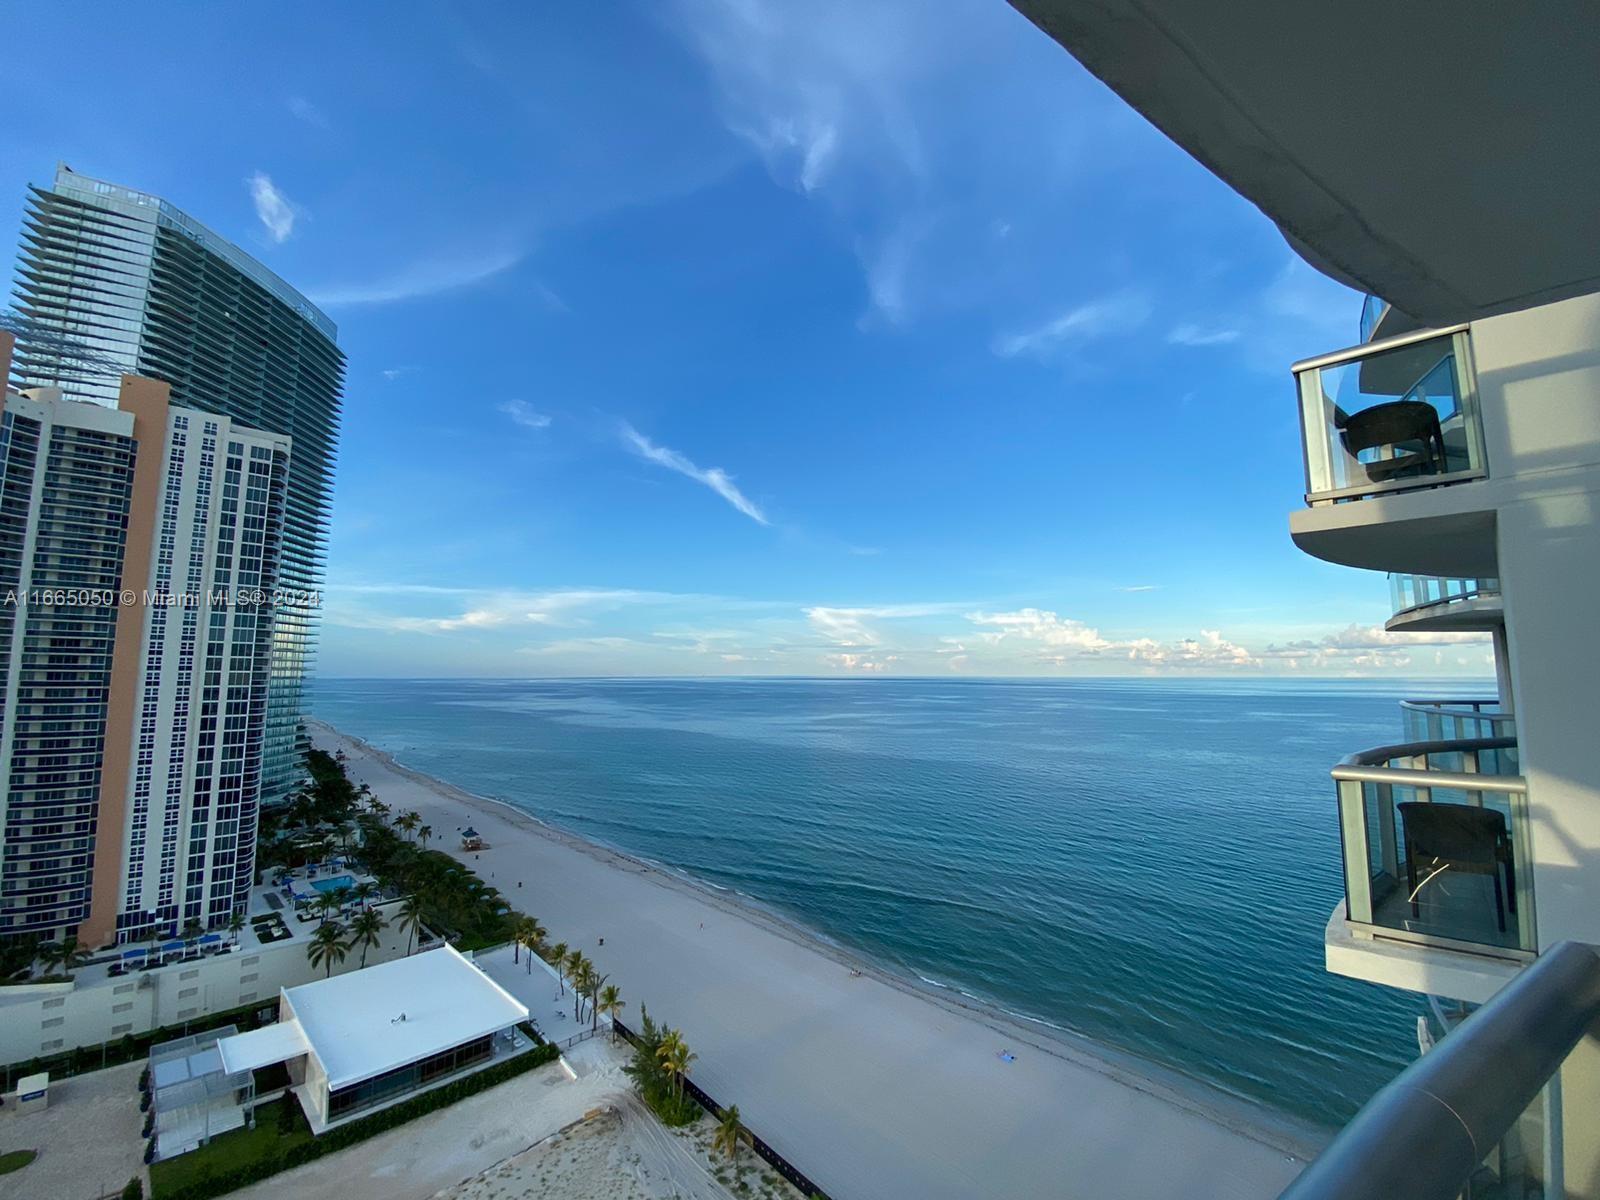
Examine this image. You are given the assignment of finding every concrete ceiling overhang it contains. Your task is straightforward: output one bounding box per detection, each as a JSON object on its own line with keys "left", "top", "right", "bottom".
{"left": 1009, "top": 1, "right": 1600, "bottom": 325}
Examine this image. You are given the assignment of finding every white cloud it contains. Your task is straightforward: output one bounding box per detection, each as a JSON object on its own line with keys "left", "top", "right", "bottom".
{"left": 669, "top": 0, "right": 937, "bottom": 325}
{"left": 309, "top": 245, "right": 524, "bottom": 307}
{"left": 326, "top": 587, "right": 690, "bottom": 635}
{"left": 248, "top": 172, "right": 297, "bottom": 243}
{"left": 1260, "top": 622, "right": 1488, "bottom": 671}
{"left": 965, "top": 608, "right": 1261, "bottom": 669}
{"left": 1167, "top": 323, "right": 1241, "bottom": 347}
{"left": 380, "top": 366, "right": 418, "bottom": 382}
{"left": 824, "top": 652, "right": 897, "bottom": 673}
{"left": 499, "top": 400, "right": 552, "bottom": 430}
{"left": 806, "top": 603, "right": 968, "bottom": 649}
{"left": 992, "top": 291, "right": 1152, "bottom": 359}
{"left": 1117, "top": 584, "right": 1160, "bottom": 593}
{"left": 287, "top": 96, "right": 331, "bottom": 130}
{"left": 620, "top": 422, "right": 769, "bottom": 525}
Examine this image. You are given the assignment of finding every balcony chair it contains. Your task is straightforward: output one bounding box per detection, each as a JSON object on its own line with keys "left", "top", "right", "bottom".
{"left": 1398, "top": 801, "right": 1517, "bottom": 934}
{"left": 1337, "top": 400, "right": 1447, "bottom": 483}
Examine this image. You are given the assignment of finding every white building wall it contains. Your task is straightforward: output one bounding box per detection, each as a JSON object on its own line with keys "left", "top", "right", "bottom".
{"left": 0, "top": 909, "right": 410, "bottom": 1067}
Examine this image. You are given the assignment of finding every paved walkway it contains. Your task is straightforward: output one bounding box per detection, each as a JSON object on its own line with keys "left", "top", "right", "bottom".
{"left": 0, "top": 1060, "right": 145, "bottom": 1200}
{"left": 230, "top": 1049, "right": 627, "bottom": 1200}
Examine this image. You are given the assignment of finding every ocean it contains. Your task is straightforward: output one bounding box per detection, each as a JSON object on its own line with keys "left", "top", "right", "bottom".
{"left": 309, "top": 675, "right": 1461, "bottom": 1127}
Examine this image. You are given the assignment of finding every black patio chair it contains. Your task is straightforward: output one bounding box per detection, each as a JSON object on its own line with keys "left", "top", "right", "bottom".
{"left": 1337, "top": 399, "right": 1447, "bottom": 483}
{"left": 1398, "top": 801, "right": 1516, "bottom": 933}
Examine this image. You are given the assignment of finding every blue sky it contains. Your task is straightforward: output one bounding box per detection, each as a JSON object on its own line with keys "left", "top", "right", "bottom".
{"left": 6, "top": 0, "right": 1491, "bottom": 678}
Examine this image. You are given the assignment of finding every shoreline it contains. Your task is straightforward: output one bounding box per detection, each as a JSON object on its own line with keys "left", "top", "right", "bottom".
{"left": 307, "top": 716, "right": 1328, "bottom": 1196}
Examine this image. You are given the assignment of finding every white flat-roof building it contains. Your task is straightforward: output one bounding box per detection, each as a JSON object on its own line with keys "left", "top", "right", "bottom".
{"left": 217, "top": 944, "right": 529, "bottom": 1131}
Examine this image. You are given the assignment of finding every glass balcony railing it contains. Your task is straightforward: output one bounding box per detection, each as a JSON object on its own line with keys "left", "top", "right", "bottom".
{"left": 1388, "top": 573, "right": 1500, "bottom": 620}
{"left": 1295, "top": 327, "right": 1487, "bottom": 504}
{"left": 1400, "top": 698, "right": 1515, "bottom": 744}
{"left": 1335, "top": 737, "right": 1531, "bottom": 957}
{"left": 1359, "top": 294, "right": 1390, "bottom": 343}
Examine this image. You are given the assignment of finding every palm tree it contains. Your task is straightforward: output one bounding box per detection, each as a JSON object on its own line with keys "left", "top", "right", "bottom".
{"left": 657, "top": 1030, "right": 696, "bottom": 1101}
{"left": 34, "top": 939, "right": 65, "bottom": 977}
{"left": 565, "top": 950, "right": 588, "bottom": 1019}
{"left": 713, "top": 1105, "right": 746, "bottom": 1190}
{"left": 396, "top": 894, "right": 427, "bottom": 956}
{"left": 512, "top": 916, "right": 540, "bottom": 965}
{"left": 307, "top": 921, "right": 351, "bottom": 978}
{"left": 228, "top": 910, "right": 247, "bottom": 941}
{"left": 180, "top": 917, "right": 204, "bottom": 944}
{"left": 353, "top": 881, "right": 379, "bottom": 909}
{"left": 547, "top": 942, "right": 569, "bottom": 994}
{"left": 396, "top": 811, "right": 421, "bottom": 842}
{"left": 597, "top": 983, "right": 624, "bottom": 1040}
{"left": 418, "top": 824, "right": 432, "bottom": 850}
{"left": 48, "top": 935, "right": 91, "bottom": 975}
{"left": 521, "top": 918, "right": 547, "bottom": 973}
{"left": 587, "top": 971, "right": 608, "bottom": 1031}
{"left": 349, "top": 908, "right": 387, "bottom": 968}
{"left": 330, "top": 885, "right": 354, "bottom": 915}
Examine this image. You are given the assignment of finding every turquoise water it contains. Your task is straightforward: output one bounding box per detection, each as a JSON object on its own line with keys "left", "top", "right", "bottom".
{"left": 309, "top": 675, "right": 1471, "bottom": 1127}
{"left": 309, "top": 874, "right": 357, "bottom": 895}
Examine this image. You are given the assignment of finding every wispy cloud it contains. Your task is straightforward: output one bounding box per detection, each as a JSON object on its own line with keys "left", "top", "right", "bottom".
{"left": 248, "top": 172, "right": 297, "bottom": 243}
{"left": 309, "top": 245, "right": 524, "bottom": 307}
{"left": 1167, "top": 323, "right": 1240, "bottom": 347}
{"left": 287, "top": 96, "right": 331, "bottom": 131}
{"left": 992, "top": 291, "right": 1152, "bottom": 359}
{"left": 620, "top": 422, "right": 769, "bottom": 525}
{"left": 380, "top": 366, "right": 418, "bottom": 382}
{"left": 499, "top": 400, "right": 552, "bottom": 430}
{"left": 1117, "top": 584, "right": 1160, "bottom": 592}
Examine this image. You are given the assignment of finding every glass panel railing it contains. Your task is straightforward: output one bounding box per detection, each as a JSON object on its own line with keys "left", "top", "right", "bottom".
{"left": 1336, "top": 738, "right": 1532, "bottom": 955}
{"left": 1359, "top": 294, "right": 1389, "bottom": 343}
{"left": 1388, "top": 573, "right": 1500, "bottom": 619}
{"left": 1400, "top": 699, "right": 1515, "bottom": 743}
{"left": 1296, "top": 329, "right": 1486, "bottom": 503}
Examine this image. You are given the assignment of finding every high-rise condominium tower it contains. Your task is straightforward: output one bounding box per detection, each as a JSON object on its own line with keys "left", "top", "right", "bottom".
{"left": 11, "top": 164, "right": 343, "bottom": 806}
{"left": 0, "top": 332, "right": 290, "bottom": 942}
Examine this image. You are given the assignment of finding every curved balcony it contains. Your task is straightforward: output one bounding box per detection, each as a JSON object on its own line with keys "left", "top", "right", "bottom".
{"left": 1399, "top": 699, "right": 1514, "bottom": 744}
{"left": 1295, "top": 326, "right": 1487, "bottom": 506}
{"left": 1335, "top": 737, "right": 1531, "bottom": 959}
{"left": 1358, "top": 294, "right": 1420, "bottom": 344}
{"left": 1386, "top": 574, "right": 1502, "bottom": 632}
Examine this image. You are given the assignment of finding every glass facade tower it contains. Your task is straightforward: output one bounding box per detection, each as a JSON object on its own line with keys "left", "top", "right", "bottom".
{"left": 10, "top": 165, "right": 344, "bottom": 805}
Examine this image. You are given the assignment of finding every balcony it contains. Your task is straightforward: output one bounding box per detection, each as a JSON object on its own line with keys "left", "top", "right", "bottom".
{"left": 1386, "top": 573, "right": 1501, "bottom": 632}
{"left": 1335, "top": 737, "right": 1531, "bottom": 959}
{"left": 1357, "top": 294, "right": 1420, "bottom": 344}
{"left": 1296, "top": 327, "right": 1486, "bottom": 506}
{"left": 1399, "top": 699, "right": 1514, "bottom": 744}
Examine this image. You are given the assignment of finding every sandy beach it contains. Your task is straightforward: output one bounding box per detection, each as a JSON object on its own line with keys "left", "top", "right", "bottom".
{"left": 310, "top": 718, "right": 1322, "bottom": 1200}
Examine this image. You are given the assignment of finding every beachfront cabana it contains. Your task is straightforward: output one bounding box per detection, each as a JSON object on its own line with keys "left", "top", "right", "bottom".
{"left": 215, "top": 944, "right": 528, "bottom": 1132}
{"left": 460, "top": 827, "right": 484, "bottom": 850}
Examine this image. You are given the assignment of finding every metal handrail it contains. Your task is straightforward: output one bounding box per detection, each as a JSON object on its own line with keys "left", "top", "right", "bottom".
{"left": 1278, "top": 941, "right": 1600, "bottom": 1200}
{"left": 1390, "top": 587, "right": 1500, "bottom": 619}
{"left": 1399, "top": 698, "right": 1504, "bottom": 714}
{"left": 1332, "top": 737, "right": 1524, "bottom": 794}
{"left": 1291, "top": 321, "right": 1470, "bottom": 374}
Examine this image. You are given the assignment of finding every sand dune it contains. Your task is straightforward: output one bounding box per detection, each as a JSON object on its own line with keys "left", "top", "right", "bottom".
{"left": 311, "top": 719, "right": 1320, "bottom": 1200}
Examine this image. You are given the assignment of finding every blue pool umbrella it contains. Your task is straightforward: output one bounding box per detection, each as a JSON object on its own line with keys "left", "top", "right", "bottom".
{"left": 199, "top": 933, "right": 223, "bottom": 944}
{"left": 122, "top": 948, "right": 146, "bottom": 960}
{"left": 160, "top": 940, "right": 185, "bottom": 953}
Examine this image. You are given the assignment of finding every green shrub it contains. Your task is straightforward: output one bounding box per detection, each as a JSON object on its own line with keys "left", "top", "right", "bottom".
{"left": 122, "top": 1177, "right": 143, "bottom": 1200}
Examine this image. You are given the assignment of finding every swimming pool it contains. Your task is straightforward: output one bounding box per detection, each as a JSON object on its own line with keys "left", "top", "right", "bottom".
{"left": 308, "top": 874, "right": 357, "bottom": 895}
